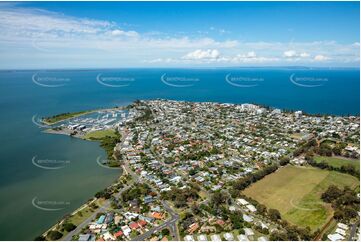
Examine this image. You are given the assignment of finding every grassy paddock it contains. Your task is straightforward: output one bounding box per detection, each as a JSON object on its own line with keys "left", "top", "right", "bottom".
{"left": 314, "top": 155, "right": 360, "bottom": 171}
{"left": 83, "top": 129, "right": 117, "bottom": 140}
{"left": 243, "top": 165, "right": 359, "bottom": 231}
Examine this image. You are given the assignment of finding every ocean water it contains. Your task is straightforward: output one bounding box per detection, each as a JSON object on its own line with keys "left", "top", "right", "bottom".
{"left": 0, "top": 68, "right": 359, "bottom": 240}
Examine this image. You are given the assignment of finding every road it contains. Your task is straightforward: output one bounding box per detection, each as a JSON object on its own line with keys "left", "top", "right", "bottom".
{"left": 64, "top": 128, "right": 180, "bottom": 241}
{"left": 349, "top": 220, "right": 359, "bottom": 240}
{"left": 131, "top": 202, "right": 180, "bottom": 241}
{"left": 123, "top": 159, "right": 181, "bottom": 241}
{"left": 161, "top": 201, "right": 180, "bottom": 241}
{"left": 62, "top": 184, "right": 132, "bottom": 241}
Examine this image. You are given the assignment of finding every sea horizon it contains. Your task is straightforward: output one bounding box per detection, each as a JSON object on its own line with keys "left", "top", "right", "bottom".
{"left": 0, "top": 66, "right": 360, "bottom": 72}
{"left": 0, "top": 1, "right": 359, "bottom": 240}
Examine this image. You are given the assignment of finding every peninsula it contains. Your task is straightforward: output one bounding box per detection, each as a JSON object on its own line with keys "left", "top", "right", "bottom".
{"left": 38, "top": 100, "right": 360, "bottom": 241}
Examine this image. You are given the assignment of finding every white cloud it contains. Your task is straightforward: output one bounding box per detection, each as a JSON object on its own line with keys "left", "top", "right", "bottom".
{"left": 300, "top": 52, "right": 310, "bottom": 58}
{"left": 283, "top": 50, "right": 297, "bottom": 58}
{"left": 245, "top": 51, "right": 256, "bottom": 58}
{"left": 209, "top": 27, "right": 230, "bottom": 35}
{"left": 183, "top": 49, "right": 221, "bottom": 60}
{"left": 111, "top": 29, "right": 139, "bottom": 38}
{"left": 143, "top": 58, "right": 178, "bottom": 64}
{"left": 314, "top": 55, "right": 330, "bottom": 61}
{"left": 283, "top": 50, "right": 310, "bottom": 58}
{"left": 0, "top": 7, "right": 237, "bottom": 51}
{"left": 147, "top": 51, "right": 279, "bottom": 64}
{"left": 230, "top": 52, "right": 279, "bottom": 63}
{"left": 0, "top": 6, "right": 358, "bottom": 68}
{"left": 0, "top": 8, "right": 113, "bottom": 35}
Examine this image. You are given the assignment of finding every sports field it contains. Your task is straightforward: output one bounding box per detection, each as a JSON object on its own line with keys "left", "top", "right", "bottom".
{"left": 243, "top": 165, "right": 359, "bottom": 231}
{"left": 314, "top": 155, "right": 360, "bottom": 171}
{"left": 83, "top": 129, "right": 117, "bottom": 140}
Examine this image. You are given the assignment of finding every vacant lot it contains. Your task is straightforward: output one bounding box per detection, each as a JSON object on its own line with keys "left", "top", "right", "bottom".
{"left": 243, "top": 165, "right": 359, "bottom": 231}
{"left": 314, "top": 155, "right": 360, "bottom": 171}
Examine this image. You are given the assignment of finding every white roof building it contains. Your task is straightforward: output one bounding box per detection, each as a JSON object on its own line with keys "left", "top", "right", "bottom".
{"left": 210, "top": 234, "right": 222, "bottom": 241}
{"left": 295, "top": 111, "right": 302, "bottom": 118}
{"left": 328, "top": 233, "right": 345, "bottom": 241}
{"left": 335, "top": 228, "right": 346, "bottom": 236}
{"left": 238, "top": 234, "right": 249, "bottom": 241}
{"left": 246, "top": 204, "right": 257, "bottom": 213}
{"left": 102, "top": 232, "right": 115, "bottom": 241}
{"left": 229, "top": 205, "right": 237, "bottom": 211}
{"left": 121, "top": 225, "right": 131, "bottom": 237}
{"left": 244, "top": 228, "right": 254, "bottom": 236}
{"left": 223, "top": 233, "right": 234, "bottom": 241}
{"left": 258, "top": 221, "right": 269, "bottom": 229}
{"left": 184, "top": 235, "right": 195, "bottom": 241}
{"left": 237, "top": 198, "right": 249, "bottom": 206}
{"left": 243, "top": 214, "right": 254, "bottom": 222}
{"left": 258, "top": 236, "right": 268, "bottom": 241}
{"left": 337, "top": 223, "right": 349, "bottom": 230}
{"left": 197, "top": 234, "right": 208, "bottom": 241}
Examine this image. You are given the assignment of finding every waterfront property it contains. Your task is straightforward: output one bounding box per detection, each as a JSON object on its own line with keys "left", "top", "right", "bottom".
{"left": 38, "top": 99, "right": 360, "bottom": 241}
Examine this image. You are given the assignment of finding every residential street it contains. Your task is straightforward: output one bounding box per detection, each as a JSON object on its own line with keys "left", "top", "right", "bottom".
{"left": 62, "top": 183, "right": 132, "bottom": 241}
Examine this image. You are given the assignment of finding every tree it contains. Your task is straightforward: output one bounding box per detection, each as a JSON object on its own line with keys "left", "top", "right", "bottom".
{"left": 332, "top": 146, "right": 342, "bottom": 156}
{"left": 34, "top": 236, "right": 45, "bottom": 241}
{"left": 161, "top": 228, "right": 170, "bottom": 236}
{"left": 344, "top": 207, "right": 358, "bottom": 219}
{"left": 284, "top": 225, "right": 300, "bottom": 241}
{"left": 95, "top": 189, "right": 111, "bottom": 199}
{"left": 322, "top": 185, "right": 359, "bottom": 221}
{"left": 321, "top": 185, "right": 343, "bottom": 203}
{"left": 256, "top": 204, "right": 267, "bottom": 215}
{"left": 47, "top": 231, "right": 63, "bottom": 240}
{"left": 270, "top": 231, "right": 288, "bottom": 241}
{"left": 340, "top": 164, "right": 357, "bottom": 176}
{"left": 279, "top": 156, "right": 290, "bottom": 166}
{"left": 229, "top": 210, "right": 243, "bottom": 229}
{"left": 63, "top": 222, "right": 77, "bottom": 232}
{"left": 305, "top": 151, "right": 314, "bottom": 161}
{"left": 189, "top": 169, "right": 197, "bottom": 176}
{"left": 333, "top": 209, "right": 345, "bottom": 220}
{"left": 211, "top": 191, "right": 230, "bottom": 207}
{"left": 268, "top": 208, "right": 281, "bottom": 221}
{"left": 191, "top": 204, "right": 201, "bottom": 215}
{"left": 318, "top": 144, "right": 332, "bottom": 156}
{"left": 298, "top": 227, "right": 312, "bottom": 240}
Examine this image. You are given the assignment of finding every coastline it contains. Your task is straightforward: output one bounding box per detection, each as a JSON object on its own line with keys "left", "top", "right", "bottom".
{"left": 42, "top": 106, "right": 126, "bottom": 126}
{"left": 39, "top": 109, "right": 125, "bottom": 240}
{"left": 39, "top": 150, "right": 124, "bottom": 240}
{"left": 39, "top": 100, "right": 360, "bottom": 241}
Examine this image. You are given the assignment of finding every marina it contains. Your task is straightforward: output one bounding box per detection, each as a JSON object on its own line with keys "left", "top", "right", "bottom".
{"left": 44, "top": 109, "right": 135, "bottom": 138}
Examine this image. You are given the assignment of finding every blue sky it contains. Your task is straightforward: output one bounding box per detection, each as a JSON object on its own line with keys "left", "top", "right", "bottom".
{"left": 0, "top": 1, "right": 359, "bottom": 69}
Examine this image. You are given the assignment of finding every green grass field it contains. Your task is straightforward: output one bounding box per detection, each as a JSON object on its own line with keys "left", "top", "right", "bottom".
{"left": 83, "top": 129, "right": 117, "bottom": 140}
{"left": 314, "top": 156, "right": 360, "bottom": 171}
{"left": 67, "top": 205, "right": 95, "bottom": 225}
{"left": 43, "top": 110, "right": 91, "bottom": 124}
{"left": 243, "top": 165, "right": 359, "bottom": 231}
{"left": 290, "top": 133, "right": 303, "bottom": 140}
